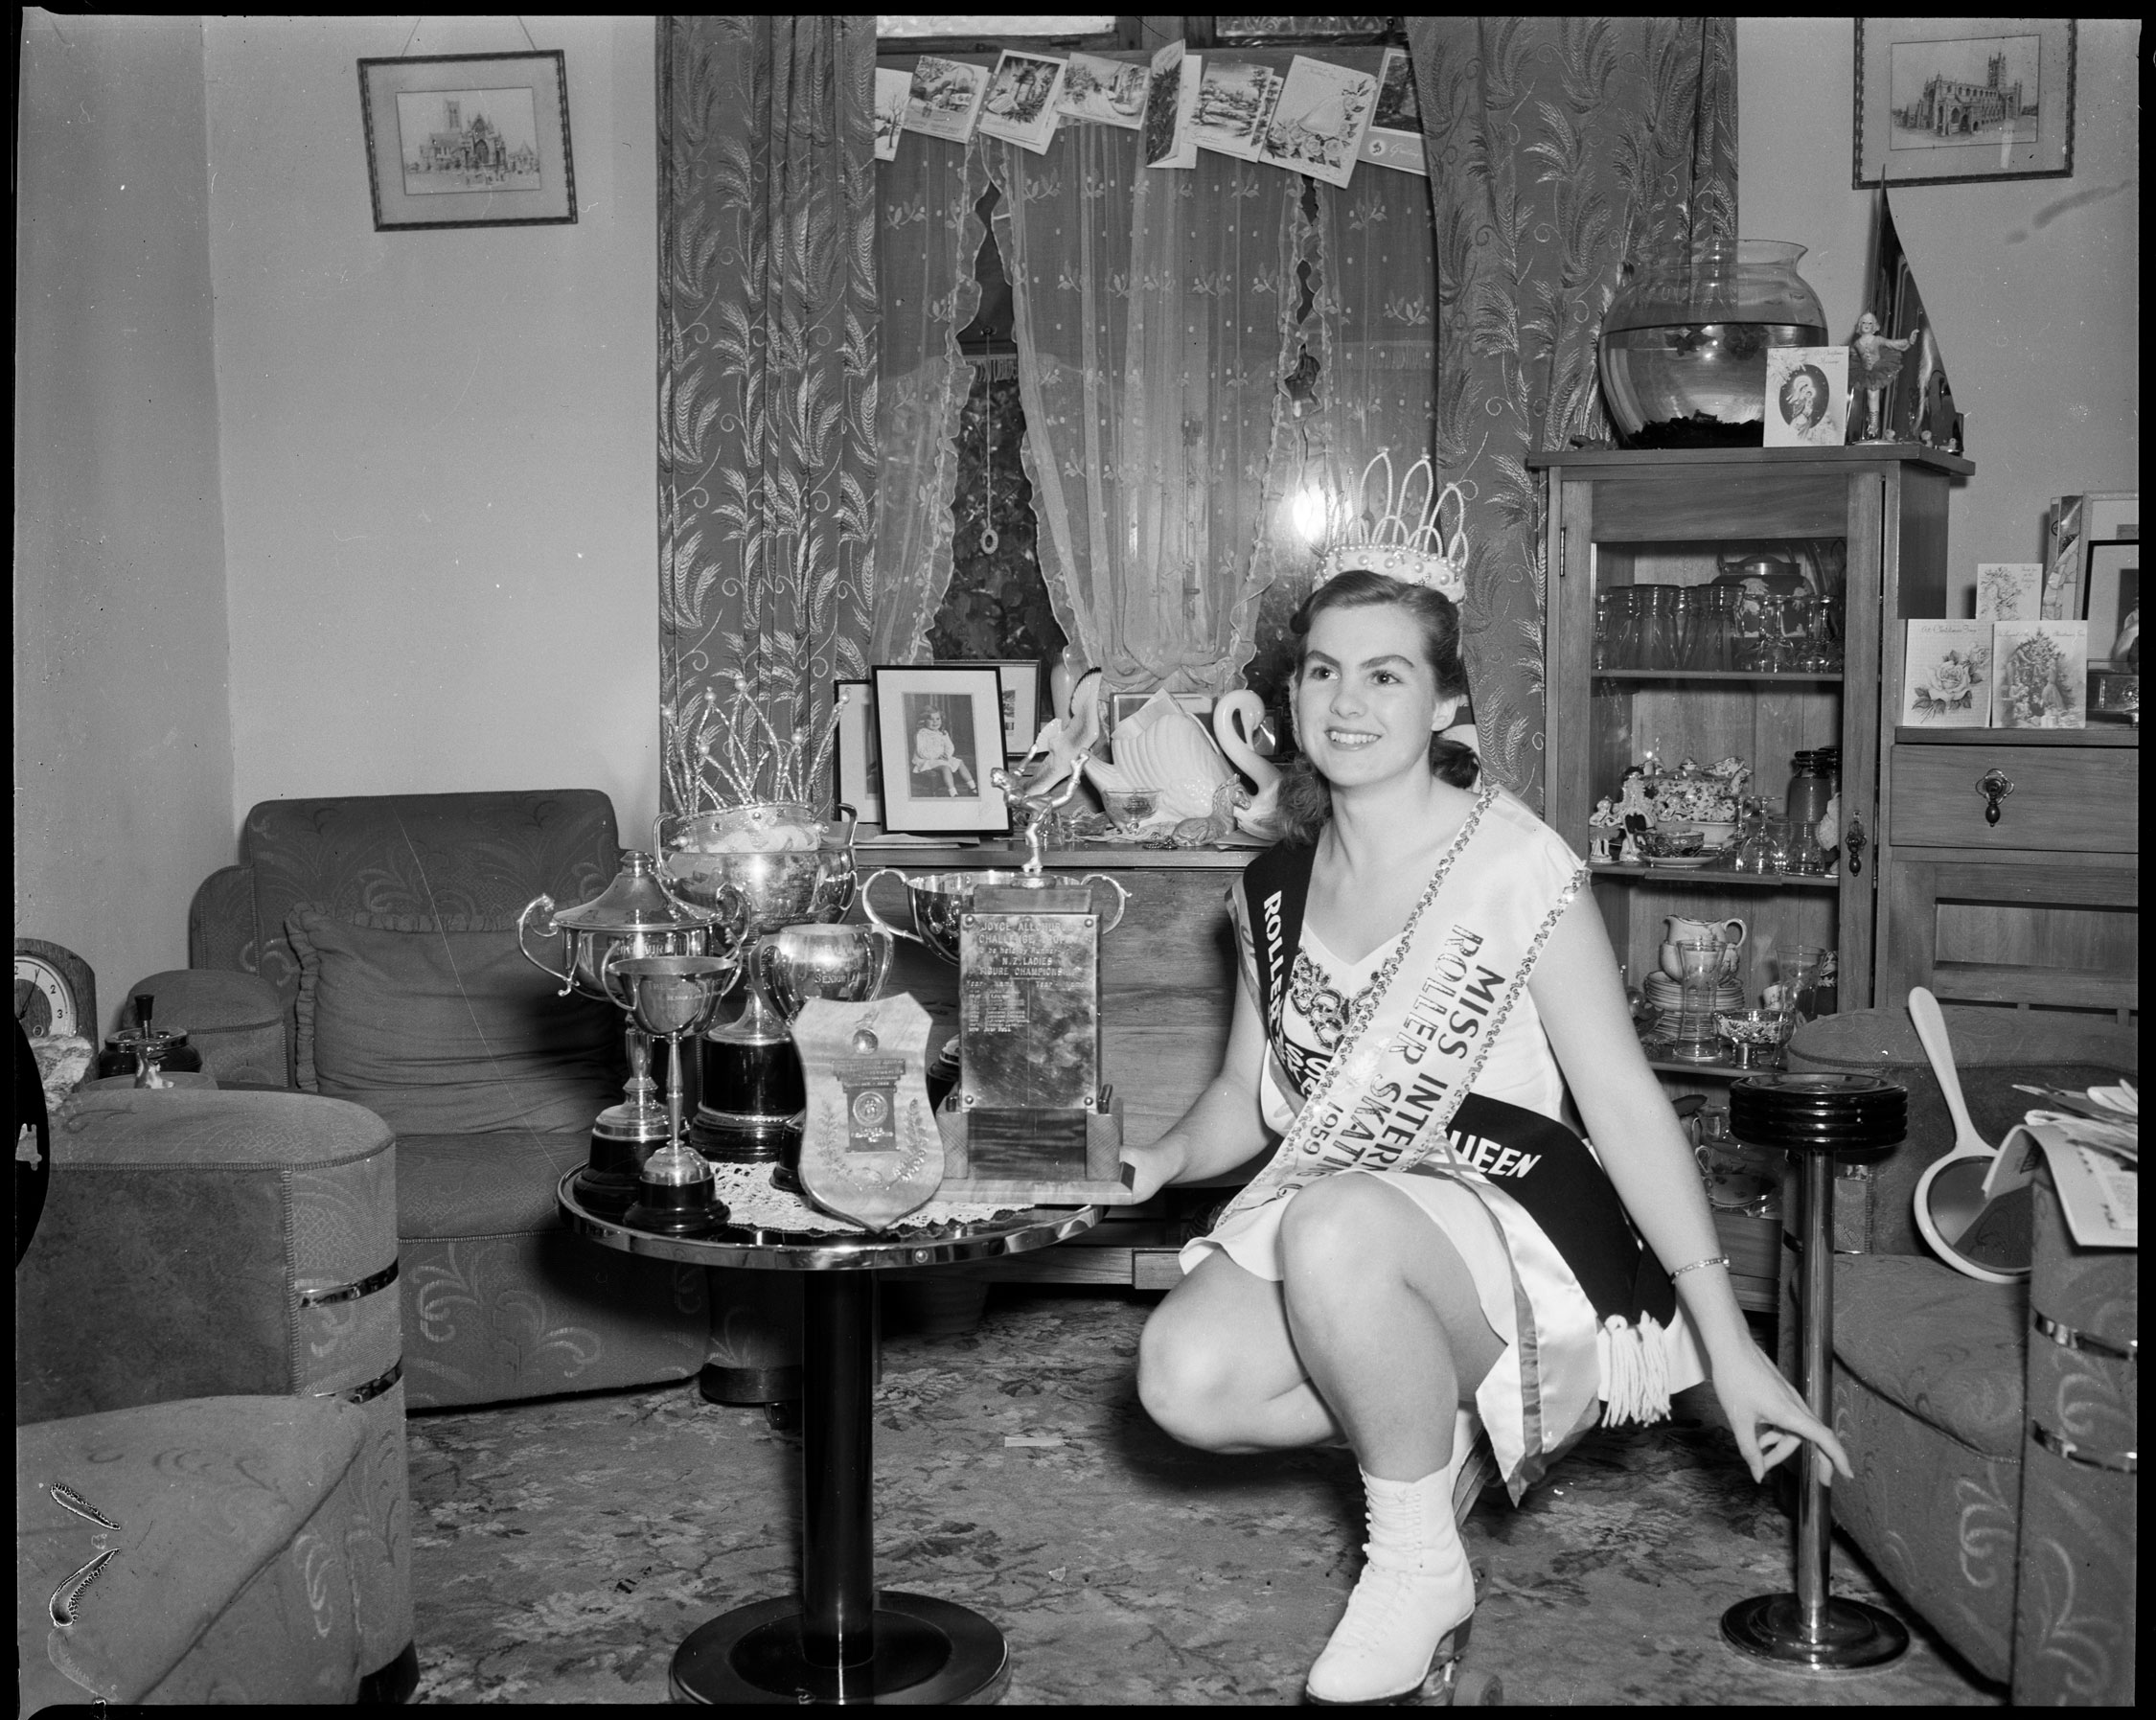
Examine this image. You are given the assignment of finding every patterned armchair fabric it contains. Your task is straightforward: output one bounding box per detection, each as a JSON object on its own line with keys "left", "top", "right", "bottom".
{"left": 171, "top": 790, "right": 713, "bottom": 1412}
{"left": 17, "top": 1089, "right": 412, "bottom": 1699}
{"left": 1782, "top": 1007, "right": 2137, "bottom": 1695}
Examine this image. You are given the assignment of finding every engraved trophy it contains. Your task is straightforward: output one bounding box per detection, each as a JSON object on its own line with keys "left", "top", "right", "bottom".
{"left": 519, "top": 852, "right": 745, "bottom": 1212}
{"left": 654, "top": 802, "right": 860, "bottom": 1167}
{"left": 606, "top": 953, "right": 745, "bottom": 1235}
{"left": 860, "top": 835, "right": 1135, "bottom": 1202}
{"left": 754, "top": 923, "right": 896, "bottom": 1191}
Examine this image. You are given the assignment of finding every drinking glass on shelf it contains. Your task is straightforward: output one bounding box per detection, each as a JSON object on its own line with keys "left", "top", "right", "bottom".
{"left": 1640, "top": 585, "right": 1680, "bottom": 671}
{"left": 1672, "top": 587, "right": 1700, "bottom": 670}
{"left": 1594, "top": 592, "right": 1615, "bottom": 670}
{"left": 1669, "top": 939, "right": 1727, "bottom": 1063}
{"left": 1778, "top": 944, "right": 1830, "bottom": 1021}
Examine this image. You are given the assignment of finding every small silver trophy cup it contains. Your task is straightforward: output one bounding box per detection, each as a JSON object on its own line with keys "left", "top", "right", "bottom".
{"left": 754, "top": 924, "right": 896, "bottom": 1190}
{"left": 607, "top": 952, "right": 744, "bottom": 1235}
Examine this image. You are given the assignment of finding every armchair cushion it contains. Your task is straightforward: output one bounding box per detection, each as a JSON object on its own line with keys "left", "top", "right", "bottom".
{"left": 1831, "top": 1254, "right": 2026, "bottom": 1458}
{"left": 288, "top": 907, "right": 621, "bottom": 1136}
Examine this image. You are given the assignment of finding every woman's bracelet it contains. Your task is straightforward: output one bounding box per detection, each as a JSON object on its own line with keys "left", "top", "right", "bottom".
{"left": 1669, "top": 1254, "right": 1731, "bottom": 1281}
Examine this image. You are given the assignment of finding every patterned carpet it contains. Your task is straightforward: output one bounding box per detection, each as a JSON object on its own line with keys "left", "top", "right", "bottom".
{"left": 406, "top": 1287, "right": 2002, "bottom": 1706}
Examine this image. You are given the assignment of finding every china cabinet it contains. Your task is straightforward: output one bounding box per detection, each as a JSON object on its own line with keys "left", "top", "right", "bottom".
{"left": 1535, "top": 446, "right": 1974, "bottom": 1310}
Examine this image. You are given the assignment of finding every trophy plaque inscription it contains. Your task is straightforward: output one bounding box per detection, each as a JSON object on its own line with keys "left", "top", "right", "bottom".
{"left": 791, "top": 995, "right": 945, "bottom": 1229}
{"left": 942, "top": 882, "right": 1135, "bottom": 1204}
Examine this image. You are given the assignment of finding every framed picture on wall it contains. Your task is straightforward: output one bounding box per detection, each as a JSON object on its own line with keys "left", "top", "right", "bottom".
{"left": 871, "top": 666, "right": 1012, "bottom": 837}
{"left": 358, "top": 51, "right": 577, "bottom": 230}
{"left": 1854, "top": 19, "right": 2075, "bottom": 187}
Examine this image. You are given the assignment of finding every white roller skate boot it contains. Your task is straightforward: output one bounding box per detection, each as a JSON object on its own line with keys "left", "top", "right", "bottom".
{"left": 1307, "top": 1410, "right": 1483, "bottom": 1706}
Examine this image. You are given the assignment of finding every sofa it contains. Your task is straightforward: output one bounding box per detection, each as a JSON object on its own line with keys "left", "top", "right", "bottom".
{"left": 1780, "top": 1005, "right": 2136, "bottom": 1701}
{"left": 123, "top": 789, "right": 798, "bottom": 1411}
{"left": 17, "top": 1075, "right": 416, "bottom": 1704}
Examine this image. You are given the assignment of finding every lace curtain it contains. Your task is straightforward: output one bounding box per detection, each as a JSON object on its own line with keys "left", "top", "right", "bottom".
{"left": 986, "top": 127, "right": 1310, "bottom": 697}
{"left": 867, "top": 139, "right": 990, "bottom": 665}
{"left": 1407, "top": 16, "right": 1738, "bottom": 806}
{"left": 656, "top": 17, "right": 879, "bottom": 813}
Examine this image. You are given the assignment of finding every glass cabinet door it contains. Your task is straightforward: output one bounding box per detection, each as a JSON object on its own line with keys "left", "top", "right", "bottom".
{"left": 1540, "top": 453, "right": 1888, "bottom": 1076}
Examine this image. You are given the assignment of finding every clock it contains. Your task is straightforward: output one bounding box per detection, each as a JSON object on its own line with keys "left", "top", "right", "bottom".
{"left": 15, "top": 939, "right": 97, "bottom": 1041}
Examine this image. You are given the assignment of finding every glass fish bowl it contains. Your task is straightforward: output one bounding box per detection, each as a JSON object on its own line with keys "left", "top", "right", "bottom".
{"left": 1598, "top": 241, "right": 1827, "bottom": 449}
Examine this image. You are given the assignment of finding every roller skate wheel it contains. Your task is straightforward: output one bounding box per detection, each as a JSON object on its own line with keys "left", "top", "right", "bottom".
{"left": 1453, "top": 1668, "right": 1502, "bottom": 1705}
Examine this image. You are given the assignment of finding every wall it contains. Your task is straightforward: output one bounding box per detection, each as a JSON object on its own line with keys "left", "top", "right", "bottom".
{"left": 1740, "top": 18, "right": 2140, "bottom": 613}
{"left": 15, "top": 13, "right": 235, "bottom": 1028}
{"left": 203, "top": 15, "right": 661, "bottom": 840}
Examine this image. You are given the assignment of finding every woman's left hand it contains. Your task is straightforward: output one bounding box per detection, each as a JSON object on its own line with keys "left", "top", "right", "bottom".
{"left": 1709, "top": 1341, "right": 1854, "bottom": 1485}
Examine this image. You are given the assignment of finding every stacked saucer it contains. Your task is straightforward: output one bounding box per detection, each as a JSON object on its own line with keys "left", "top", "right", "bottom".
{"left": 1642, "top": 972, "right": 1746, "bottom": 1024}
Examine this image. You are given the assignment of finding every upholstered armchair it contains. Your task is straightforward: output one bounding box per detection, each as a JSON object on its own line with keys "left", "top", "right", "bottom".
{"left": 123, "top": 790, "right": 791, "bottom": 1411}
{"left": 1780, "top": 1005, "right": 2136, "bottom": 1702}
{"left": 17, "top": 1085, "right": 416, "bottom": 1703}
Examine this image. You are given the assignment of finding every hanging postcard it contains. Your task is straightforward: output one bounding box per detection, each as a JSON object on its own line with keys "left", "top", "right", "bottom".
{"left": 1974, "top": 562, "right": 2045, "bottom": 622}
{"left": 1762, "top": 347, "right": 1850, "bottom": 448}
{"left": 1360, "top": 46, "right": 1428, "bottom": 176}
{"left": 1189, "top": 59, "right": 1280, "bottom": 162}
{"left": 1142, "top": 41, "right": 1200, "bottom": 170}
{"left": 1991, "top": 620, "right": 2088, "bottom": 728}
{"left": 1901, "top": 621, "right": 1993, "bottom": 727}
{"left": 977, "top": 50, "right": 1067, "bottom": 155}
{"left": 1257, "top": 55, "right": 1379, "bottom": 188}
{"left": 904, "top": 56, "right": 989, "bottom": 146}
{"left": 872, "top": 67, "right": 909, "bottom": 163}
{"left": 1057, "top": 52, "right": 1146, "bottom": 130}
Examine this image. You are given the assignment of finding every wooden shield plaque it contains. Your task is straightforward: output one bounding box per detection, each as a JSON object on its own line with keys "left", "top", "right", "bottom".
{"left": 791, "top": 996, "right": 944, "bottom": 1229}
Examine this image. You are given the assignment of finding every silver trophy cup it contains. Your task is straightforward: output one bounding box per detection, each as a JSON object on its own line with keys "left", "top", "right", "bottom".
{"left": 605, "top": 952, "right": 743, "bottom": 1235}
{"left": 754, "top": 923, "right": 896, "bottom": 1189}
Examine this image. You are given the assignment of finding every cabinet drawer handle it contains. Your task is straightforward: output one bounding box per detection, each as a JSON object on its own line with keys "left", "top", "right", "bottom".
{"left": 1977, "top": 768, "right": 2015, "bottom": 826}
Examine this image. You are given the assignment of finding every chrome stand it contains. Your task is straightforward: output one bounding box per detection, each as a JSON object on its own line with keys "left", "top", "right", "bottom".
{"left": 1721, "top": 1137, "right": 1908, "bottom": 1673}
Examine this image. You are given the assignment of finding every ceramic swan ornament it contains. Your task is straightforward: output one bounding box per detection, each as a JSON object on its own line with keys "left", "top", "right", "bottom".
{"left": 1009, "top": 652, "right": 1103, "bottom": 806}
{"left": 1212, "top": 690, "right": 1285, "bottom": 840}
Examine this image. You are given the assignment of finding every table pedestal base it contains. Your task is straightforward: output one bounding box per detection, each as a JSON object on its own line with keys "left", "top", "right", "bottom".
{"left": 1720, "top": 1594, "right": 1910, "bottom": 1674}
{"left": 672, "top": 1593, "right": 1008, "bottom": 1706}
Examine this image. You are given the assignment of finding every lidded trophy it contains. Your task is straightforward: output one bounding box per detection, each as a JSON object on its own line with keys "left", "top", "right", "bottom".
{"left": 518, "top": 851, "right": 746, "bottom": 1211}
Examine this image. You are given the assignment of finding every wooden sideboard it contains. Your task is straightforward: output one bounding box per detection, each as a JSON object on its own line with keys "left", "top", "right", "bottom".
{"left": 1876, "top": 724, "right": 2140, "bottom": 1022}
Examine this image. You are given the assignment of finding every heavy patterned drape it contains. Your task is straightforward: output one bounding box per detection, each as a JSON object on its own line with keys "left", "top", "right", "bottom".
{"left": 1408, "top": 17, "right": 1737, "bottom": 807}
{"left": 989, "top": 126, "right": 1309, "bottom": 697}
{"left": 656, "top": 17, "right": 880, "bottom": 814}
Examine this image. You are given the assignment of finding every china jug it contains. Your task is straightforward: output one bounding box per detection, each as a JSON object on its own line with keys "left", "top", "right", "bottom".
{"left": 1662, "top": 915, "right": 1746, "bottom": 980}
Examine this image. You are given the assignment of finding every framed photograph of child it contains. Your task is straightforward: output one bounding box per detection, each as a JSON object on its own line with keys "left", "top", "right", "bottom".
{"left": 872, "top": 666, "right": 1012, "bottom": 836}
{"left": 833, "top": 680, "right": 883, "bottom": 825}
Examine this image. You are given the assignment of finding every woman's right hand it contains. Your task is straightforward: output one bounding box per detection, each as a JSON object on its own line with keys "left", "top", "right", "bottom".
{"left": 1118, "top": 1134, "right": 1191, "bottom": 1203}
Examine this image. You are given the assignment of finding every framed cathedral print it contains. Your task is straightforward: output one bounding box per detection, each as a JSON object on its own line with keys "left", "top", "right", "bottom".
{"left": 1854, "top": 19, "right": 2075, "bottom": 187}
{"left": 359, "top": 51, "right": 577, "bottom": 230}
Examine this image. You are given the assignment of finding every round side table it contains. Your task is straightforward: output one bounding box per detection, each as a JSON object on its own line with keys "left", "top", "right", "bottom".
{"left": 559, "top": 1175, "right": 1102, "bottom": 1705}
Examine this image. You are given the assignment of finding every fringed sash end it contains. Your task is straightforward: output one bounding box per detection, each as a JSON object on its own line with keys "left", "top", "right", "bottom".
{"left": 1599, "top": 1312, "right": 1673, "bottom": 1428}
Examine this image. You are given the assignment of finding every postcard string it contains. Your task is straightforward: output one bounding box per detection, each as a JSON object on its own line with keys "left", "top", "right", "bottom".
{"left": 517, "top": 16, "right": 539, "bottom": 54}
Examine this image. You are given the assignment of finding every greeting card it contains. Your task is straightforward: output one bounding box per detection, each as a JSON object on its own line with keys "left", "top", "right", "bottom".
{"left": 1991, "top": 620, "right": 2087, "bottom": 729}
{"left": 1974, "top": 562, "right": 2044, "bottom": 622}
{"left": 873, "top": 68, "right": 909, "bottom": 162}
{"left": 1901, "top": 621, "right": 1992, "bottom": 726}
{"left": 1256, "top": 55, "right": 1378, "bottom": 188}
{"left": 904, "top": 56, "right": 988, "bottom": 146}
{"left": 977, "top": 51, "right": 1067, "bottom": 155}
{"left": 1763, "top": 347, "right": 1850, "bottom": 448}
{"left": 1189, "top": 59, "right": 1279, "bottom": 161}
{"left": 1057, "top": 53, "right": 1147, "bottom": 129}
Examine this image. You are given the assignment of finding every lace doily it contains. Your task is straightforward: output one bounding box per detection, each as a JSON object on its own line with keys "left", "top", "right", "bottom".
{"left": 706, "top": 1165, "right": 1026, "bottom": 1235}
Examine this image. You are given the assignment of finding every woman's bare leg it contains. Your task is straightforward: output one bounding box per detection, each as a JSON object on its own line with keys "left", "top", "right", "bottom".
{"left": 1136, "top": 1249, "right": 1341, "bottom": 1452}
{"left": 1277, "top": 1173, "right": 1504, "bottom": 1481}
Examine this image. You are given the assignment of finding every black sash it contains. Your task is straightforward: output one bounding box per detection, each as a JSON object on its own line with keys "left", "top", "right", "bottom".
{"left": 1236, "top": 845, "right": 1674, "bottom": 1329}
